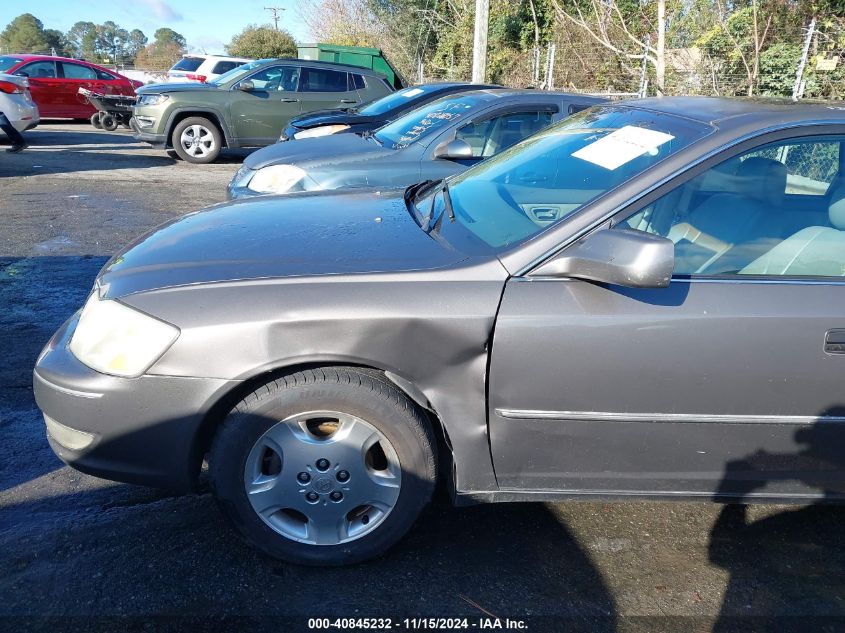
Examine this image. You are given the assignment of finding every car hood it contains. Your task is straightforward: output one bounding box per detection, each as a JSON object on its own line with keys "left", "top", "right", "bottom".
{"left": 136, "top": 82, "right": 220, "bottom": 94}
{"left": 98, "top": 188, "right": 468, "bottom": 298}
{"left": 290, "top": 108, "right": 377, "bottom": 129}
{"left": 244, "top": 133, "right": 393, "bottom": 171}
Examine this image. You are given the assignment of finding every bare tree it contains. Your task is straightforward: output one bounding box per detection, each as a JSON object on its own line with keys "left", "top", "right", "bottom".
{"left": 551, "top": 0, "right": 666, "bottom": 95}
{"left": 714, "top": 0, "right": 772, "bottom": 96}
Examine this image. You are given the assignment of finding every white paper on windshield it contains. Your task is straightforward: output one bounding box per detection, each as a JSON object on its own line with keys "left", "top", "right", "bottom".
{"left": 572, "top": 125, "right": 675, "bottom": 170}
{"left": 401, "top": 88, "right": 424, "bottom": 98}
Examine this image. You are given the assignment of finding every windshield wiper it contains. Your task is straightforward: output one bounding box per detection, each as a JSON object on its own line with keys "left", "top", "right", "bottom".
{"left": 426, "top": 183, "right": 457, "bottom": 237}
{"left": 361, "top": 129, "right": 383, "bottom": 146}
{"left": 403, "top": 179, "right": 438, "bottom": 228}
{"left": 441, "top": 181, "right": 455, "bottom": 221}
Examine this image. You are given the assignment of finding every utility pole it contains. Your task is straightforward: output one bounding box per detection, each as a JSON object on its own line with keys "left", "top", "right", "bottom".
{"left": 545, "top": 43, "right": 556, "bottom": 90}
{"left": 471, "top": 0, "right": 489, "bottom": 83}
{"left": 638, "top": 37, "right": 650, "bottom": 98}
{"left": 656, "top": 0, "right": 665, "bottom": 95}
{"left": 792, "top": 17, "right": 816, "bottom": 101}
{"left": 264, "top": 6, "right": 286, "bottom": 31}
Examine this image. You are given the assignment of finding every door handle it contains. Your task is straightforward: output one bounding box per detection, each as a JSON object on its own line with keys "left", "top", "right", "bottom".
{"left": 280, "top": 98, "right": 299, "bottom": 103}
{"left": 824, "top": 330, "right": 845, "bottom": 354}
{"left": 340, "top": 99, "right": 357, "bottom": 104}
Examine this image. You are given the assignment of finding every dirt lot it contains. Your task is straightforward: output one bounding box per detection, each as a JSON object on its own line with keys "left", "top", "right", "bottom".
{"left": 1, "top": 123, "right": 844, "bottom": 632}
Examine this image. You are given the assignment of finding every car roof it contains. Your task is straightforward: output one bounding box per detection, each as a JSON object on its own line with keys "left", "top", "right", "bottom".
{"left": 254, "top": 57, "right": 389, "bottom": 77}
{"left": 429, "top": 88, "right": 609, "bottom": 103}
{"left": 180, "top": 54, "right": 252, "bottom": 62}
{"left": 614, "top": 96, "right": 845, "bottom": 128}
{"left": 4, "top": 54, "right": 112, "bottom": 70}
{"left": 413, "top": 82, "right": 502, "bottom": 90}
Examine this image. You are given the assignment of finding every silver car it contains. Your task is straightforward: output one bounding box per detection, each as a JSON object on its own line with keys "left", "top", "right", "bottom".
{"left": 34, "top": 97, "right": 845, "bottom": 565}
{"left": 227, "top": 90, "right": 607, "bottom": 198}
{"left": 0, "top": 73, "right": 39, "bottom": 133}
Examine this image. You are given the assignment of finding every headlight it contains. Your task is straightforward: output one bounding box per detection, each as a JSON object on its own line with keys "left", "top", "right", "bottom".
{"left": 137, "top": 94, "right": 168, "bottom": 107}
{"left": 248, "top": 164, "right": 308, "bottom": 194}
{"left": 69, "top": 293, "right": 179, "bottom": 377}
{"left": 293, "top": 124, "right": 350, "bottom": 139}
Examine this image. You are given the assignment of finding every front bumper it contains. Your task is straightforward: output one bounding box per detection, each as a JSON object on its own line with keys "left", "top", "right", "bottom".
{"left": 33, "top": 314, "right": 238, "bottom": 491}
{"left": 132, "top": 127, "right": 167, "bottom": 147}
{"left": 130, "top": 108, "right": 167, "bottom": 146}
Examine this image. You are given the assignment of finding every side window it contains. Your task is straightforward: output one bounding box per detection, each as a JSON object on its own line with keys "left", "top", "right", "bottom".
{"left": 455, "top": 111, "right": 554, "bottom": 158}
{"left": 16, "top": 61, "right": 57, "bottom": 78}
{"left": 299, "top": 68, "right": 348, "bottom": 93}
{"left": 60, "top": 62, "right": 97, "bottom": 80}
{"left": 349, "top": 73, "right": 366, "bottom": 90}
{"left": 96, "top": 69, "right": 117, "bottom": 81}
{"left": 744, "top": 142, "right": 839, "bottom": 196}
{"left": 618, "top": 136, "right": 845, "bottom": 278}
{"left": 247, "top": 66, "right": 300, "bottom": 91}
{"left": 212, "top": 61, "right": 240, "bottom": 75}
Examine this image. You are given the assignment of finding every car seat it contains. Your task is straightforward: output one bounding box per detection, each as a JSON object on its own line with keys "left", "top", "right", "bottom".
{"left": 741, "top": 183, "right": 845, "bottom": 276}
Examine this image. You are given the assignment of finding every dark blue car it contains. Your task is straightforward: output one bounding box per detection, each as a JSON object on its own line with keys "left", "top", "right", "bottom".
{"left": 280, "top": 82, "right": 502, "bottom": 141}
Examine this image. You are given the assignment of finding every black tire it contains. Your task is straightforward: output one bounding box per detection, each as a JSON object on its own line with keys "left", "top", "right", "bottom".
{"left": 210, "top": 367, "right": 437, "bottom": 566}
{"left": 100, "top": 114, "right": 118, "bottom": 131}
{"left": 90, "top": 112, "right": 103, "bottom": 129}
{"left": 171, "top": 116, "right": 222, "bottom": 164}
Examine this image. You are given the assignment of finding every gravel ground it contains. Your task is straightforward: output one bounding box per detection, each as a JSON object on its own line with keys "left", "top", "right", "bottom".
{"left": 1, "top": 123, "right": 844, "bottom": 633}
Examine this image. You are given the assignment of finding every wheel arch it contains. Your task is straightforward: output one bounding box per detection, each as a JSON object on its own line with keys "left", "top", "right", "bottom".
{"left": 164, "top": 108, "right": 231, "bottom": 148}
{"left": 189, "top": 360, "right": 455, "bottom": 490}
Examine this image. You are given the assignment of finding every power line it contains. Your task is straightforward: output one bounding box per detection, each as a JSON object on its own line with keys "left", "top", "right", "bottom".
{"left": 264, "top": 6, "right": 286, "bottom": 31}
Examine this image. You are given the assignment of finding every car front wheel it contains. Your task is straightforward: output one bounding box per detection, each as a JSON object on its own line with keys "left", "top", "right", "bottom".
{"left": 171, "top": 116, "right": 222, "bottom": 164}
{"left": 210, "top": 367, "right": 437, "bottom": 566}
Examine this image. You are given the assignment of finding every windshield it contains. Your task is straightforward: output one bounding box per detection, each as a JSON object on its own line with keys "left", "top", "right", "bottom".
{"left": 374, "top": 93, "right": 488, "bottom": 149}
{"left": 419, "top": 106, "right": 712, "bottom": 253}
{"left": 0, "top": 56, "right": 23, "bottom": 73}
{"left": 360, "top": 85, "right": 446, "bottom": 116}
{"left": 209, "top": 59, "right": 271, "bottom": 86}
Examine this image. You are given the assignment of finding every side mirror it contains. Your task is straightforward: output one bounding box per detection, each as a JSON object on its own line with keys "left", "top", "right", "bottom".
{"left": 530, "top": 228, "right": 674, "bottom": 288}
{"left": 433, "top": 138, "right": 474, "bottom": 160}
{"left": 238, "top": 80, "right": 255, "bottom": 92}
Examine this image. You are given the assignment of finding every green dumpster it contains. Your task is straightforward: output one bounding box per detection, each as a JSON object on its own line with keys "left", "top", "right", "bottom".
{"left": 297, "top": 43, "right": 406, "bottom": 90}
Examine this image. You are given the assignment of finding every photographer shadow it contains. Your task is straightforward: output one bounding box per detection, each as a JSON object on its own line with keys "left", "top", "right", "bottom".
{"left": 709, "top": 407, "right": 845, "bottom": 632}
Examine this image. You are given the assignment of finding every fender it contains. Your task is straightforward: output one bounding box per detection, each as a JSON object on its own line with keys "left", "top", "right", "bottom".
{"left": 163, "top": 107, "right": 234, "bottom": 148}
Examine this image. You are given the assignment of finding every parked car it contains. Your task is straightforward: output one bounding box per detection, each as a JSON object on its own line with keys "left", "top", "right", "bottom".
{"left": 131, "top": 58, "right": 395, "bottom": 164}
{"left": 0, "top": 55, "right": 141, "bottom": 119}
{"left": 166, "top": 54, "right": 252, "bottom": 83}
{"left": 36, "top": 97, "right": 845, "bottom": 566}
{"left": 0, "top": 73, "right": 39, "bottom": 134}
{"left": 229, "top": 90, "right": 606, "bottom": 198}
{"left": 280, "top": 82, "right": 503, "bottom": 141}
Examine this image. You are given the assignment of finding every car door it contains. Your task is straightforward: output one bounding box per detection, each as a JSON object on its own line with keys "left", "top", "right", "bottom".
{"left": 297, "top": 67, "right": 359, "bottom": 114}
{"left": 14, "top": 60, "right": 61, "bottom": 117}
{"left": 423, "top": 106, "right": 558, "bottom": 181}
{"left": 58, "top": 61, "right": 104, "bottom": 117}
{"left": 227, "top": 65, "right": 303, "bottom": 146}
{"left": 92, "top": 67, "right": 129, "bottom": 97}
{"left": 488, "top": 129, "right": 845, "bottom": 500}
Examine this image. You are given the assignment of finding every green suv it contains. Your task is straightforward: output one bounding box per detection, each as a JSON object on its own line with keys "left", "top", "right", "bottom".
{"left": 131, "top": 58, "right": 395, "bottom": 164}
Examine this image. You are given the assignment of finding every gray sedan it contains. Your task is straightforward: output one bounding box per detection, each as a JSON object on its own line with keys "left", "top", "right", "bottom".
{"left": 227, "top": 89, "right": 606, "bottom": 198}
{"left": 35, "top": 97, "right": 845, "bottom": 566}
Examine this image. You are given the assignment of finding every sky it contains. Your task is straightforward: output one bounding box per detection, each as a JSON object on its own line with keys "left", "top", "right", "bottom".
{"left": 2, "top": 0, "right": 313, "bottom": 54}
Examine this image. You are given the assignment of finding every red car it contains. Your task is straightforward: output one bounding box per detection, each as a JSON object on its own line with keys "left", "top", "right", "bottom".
{"left": 0, "top": 54, "right": 142, "bottom": 119}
